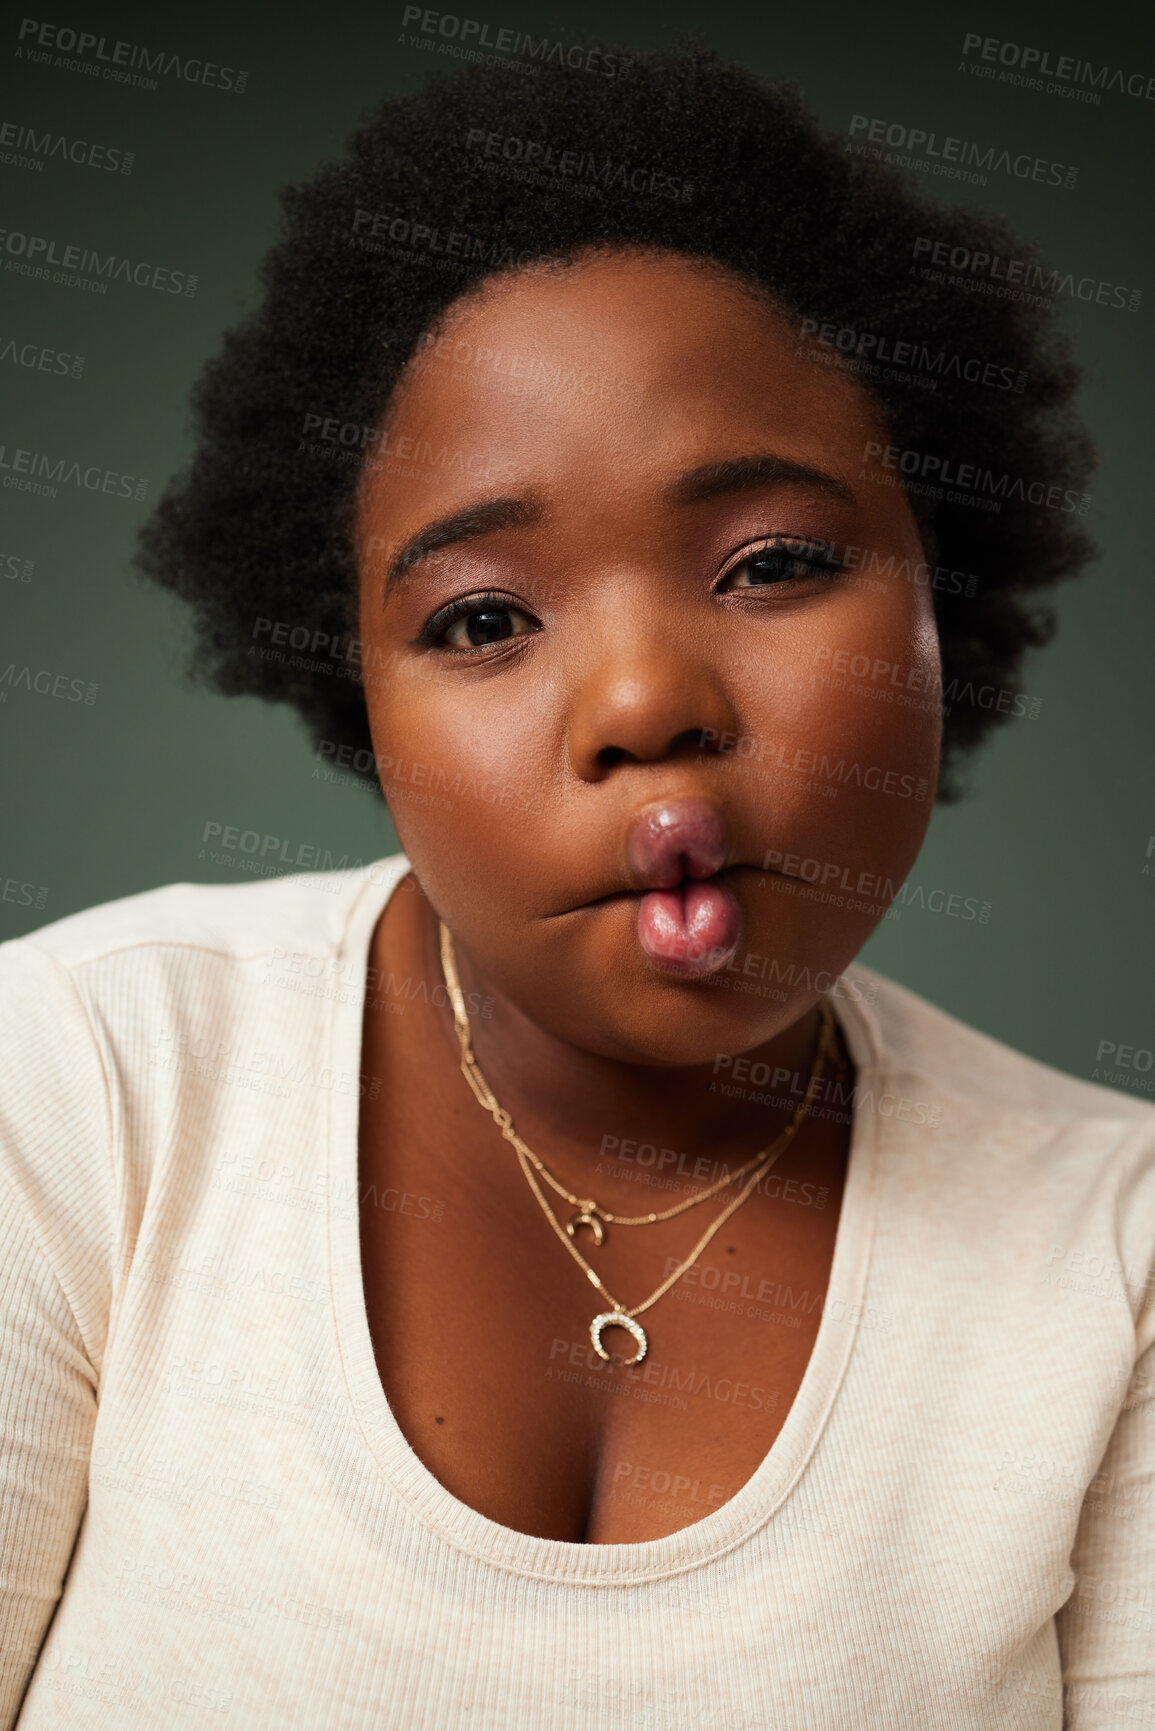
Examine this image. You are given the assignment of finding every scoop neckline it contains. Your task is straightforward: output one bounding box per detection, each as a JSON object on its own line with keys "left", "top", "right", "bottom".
{"left": 324, "top": 856, "right": 884, "bottom": 1585}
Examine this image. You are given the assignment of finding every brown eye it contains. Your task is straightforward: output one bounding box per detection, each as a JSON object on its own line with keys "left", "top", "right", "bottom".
{"left": 440, "top": 601, "right": 538, "bottom": 649}
{"left": 722, "top": 538, "right": 841, "bottom": 589}
{"left": 456, "top": 608, "right": 513, "bottom": 645}
{"left": 729, "top": 549, "right": 803, "bottom": 586}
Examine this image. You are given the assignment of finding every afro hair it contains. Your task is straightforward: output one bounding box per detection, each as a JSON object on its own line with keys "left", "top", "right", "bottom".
{"left": 136, "top": 39, "right": 1095, "bottom": 802}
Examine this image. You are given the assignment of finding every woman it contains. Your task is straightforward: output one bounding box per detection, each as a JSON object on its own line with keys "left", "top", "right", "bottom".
{"left": 1, "top": 42, "right": 1150, "bottom": 1730}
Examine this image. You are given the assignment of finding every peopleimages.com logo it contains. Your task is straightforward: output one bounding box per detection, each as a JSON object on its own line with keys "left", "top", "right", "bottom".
{"left": 847, "top": 114, "right": 1077, "bottom": 190}
{"left": 960, "top": 33, "right": 1155, "bottom": 102}
{"left": 798, "top": 318, "right": 1025, "bottom": 393}
{"left": 0, "top": 228, "right": 197, "bottom": 297}
{"left": 0, "top": 439, "right": 147, "bottom": 501}
{"left": 0, "top": 119, "right": 134, "bottom": 174}
{"left": 865, "top": 440, "right": 1091, "bottom": 515}
{"left": 14, "top": 17, "right": 248, "bottom": 92}
{"left": 399, "top": 6, "right": 632, "bottom": 77}
{"left": 910, "top": 238, "right": 1141, "bottom": 313}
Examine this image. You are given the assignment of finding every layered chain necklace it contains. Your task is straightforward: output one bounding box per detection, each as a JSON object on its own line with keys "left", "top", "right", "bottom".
{"left": 438, "top": 921, "right": 839, "bottom": 1367}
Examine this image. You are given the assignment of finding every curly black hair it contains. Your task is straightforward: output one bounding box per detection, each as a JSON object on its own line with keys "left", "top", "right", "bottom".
{"left": 136, "top": 40, "right": 1095, "bottom": 803}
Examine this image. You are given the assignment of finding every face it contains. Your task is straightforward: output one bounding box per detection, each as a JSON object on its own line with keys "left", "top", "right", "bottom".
{"left": 355, "top": 252, "right": 941, "bottom": 1066}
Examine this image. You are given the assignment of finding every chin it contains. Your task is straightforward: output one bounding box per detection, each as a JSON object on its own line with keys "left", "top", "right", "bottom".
{"left": 551, "top": 970, "right": 816, "bottom": 1071}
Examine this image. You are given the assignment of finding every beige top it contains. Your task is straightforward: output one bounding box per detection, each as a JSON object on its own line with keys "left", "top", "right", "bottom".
{"left": 1, "top": 854, "right": 1152, "bottom": 1729}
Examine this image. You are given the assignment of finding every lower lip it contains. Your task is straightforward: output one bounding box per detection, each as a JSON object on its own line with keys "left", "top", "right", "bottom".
{"left": 636, "top": 880, "right": 742, "bottom": 978}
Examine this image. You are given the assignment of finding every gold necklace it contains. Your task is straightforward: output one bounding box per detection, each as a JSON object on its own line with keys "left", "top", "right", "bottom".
{"left": 438, "top": 920, "right": 838, "bottom": 1367}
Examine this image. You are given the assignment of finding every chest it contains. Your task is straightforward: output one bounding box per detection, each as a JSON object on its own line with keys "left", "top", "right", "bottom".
{"left": 357, "top": 1016, "right": 851, "bottom": 1544}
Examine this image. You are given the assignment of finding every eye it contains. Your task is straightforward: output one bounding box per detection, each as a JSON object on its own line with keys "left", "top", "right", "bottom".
{"left": 720, "top": 536, "right": 842, "bottom": 590}
{"left": 420, "top": 590, "right": 541, "bottom": 652}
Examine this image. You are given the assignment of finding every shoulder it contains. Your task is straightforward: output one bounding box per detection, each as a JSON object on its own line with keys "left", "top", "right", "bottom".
{"left": 0, "top": 852, "right": 408, "bottom": 1156}
{"left": 8, "top": 854, "right": 409, "bottom": 976}
{"left": 843, "top": 960, "right": 1155, "bottom": 1132}
{"left": 841, "top": 964, "right": 1155, "bottom": 1340}
{"left": 0, "top": 856, "right": 408, "bottom": 1302}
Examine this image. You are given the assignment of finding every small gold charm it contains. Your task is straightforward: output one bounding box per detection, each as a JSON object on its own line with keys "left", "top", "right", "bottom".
{"left": 566, "top": 1204, "right": 605, "bottom": 1246}
{"left": 590, "top": 1311, "right": 647, "bottom": 1366}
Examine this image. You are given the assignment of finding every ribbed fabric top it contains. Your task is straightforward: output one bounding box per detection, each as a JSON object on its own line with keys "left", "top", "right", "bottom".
{"left": 0, "top": 854, "right": 1152, "bottom": 1728}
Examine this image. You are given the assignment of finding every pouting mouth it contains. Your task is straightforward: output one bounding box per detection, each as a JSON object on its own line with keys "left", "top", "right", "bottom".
{"left": 581, "top": 861, "right": 743, "bottom": 909}
{"left": 551, "top": 797, "right": 738, "bottom": 915}
{"left": 624, "top": 796, "right": 731, "bottom": 893}
{"left": 617, "top": 797, "right": 741, "bottom": 976}
{"left": 633, "top": 876, "right": 743, "bottom": 978}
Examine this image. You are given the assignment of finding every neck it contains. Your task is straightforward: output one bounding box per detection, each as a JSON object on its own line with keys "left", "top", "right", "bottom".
{"left": 390, "top": 879, "right": 848, "bottom": 1192}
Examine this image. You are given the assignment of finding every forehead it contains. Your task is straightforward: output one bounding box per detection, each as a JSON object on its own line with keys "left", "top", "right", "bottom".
{"left": 358, "top": 254, "right": 886, "bottom": 530}
{"left": 354, "top": 252, "right": 893, "bottom": 574}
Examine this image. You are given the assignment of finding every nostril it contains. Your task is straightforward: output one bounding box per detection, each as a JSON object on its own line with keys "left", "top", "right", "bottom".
{"left": 596, "top": 730, "right": 718, "bottom": 772}
{"left": 596, "top": 745, "right": 631, "bottom": 770}
{"left": 670, "top": 727, "right": 710, "bottom": 757}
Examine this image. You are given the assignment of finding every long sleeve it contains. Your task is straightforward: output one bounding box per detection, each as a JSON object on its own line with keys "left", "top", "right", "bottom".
{"left": 1054, "top": 1149, "right": 1155, "bottom": 1729}
{"left": 0, "top": 942, "right": 116, "bottom": 1729}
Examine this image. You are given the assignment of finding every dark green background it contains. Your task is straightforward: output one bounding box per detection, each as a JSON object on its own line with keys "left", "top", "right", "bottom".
{"left": 2, "top": 0, "right": 1152, "bottom": 1089}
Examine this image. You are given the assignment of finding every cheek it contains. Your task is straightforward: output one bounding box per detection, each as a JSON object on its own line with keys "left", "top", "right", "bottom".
{"left": 804, "top": 576, "right": 935, "bottom": 745}
{"left": 731, "top": 584, "right": 941, "bottom": 873}
{"left": 363, "top": 662, "right": 554, "bottom": 906}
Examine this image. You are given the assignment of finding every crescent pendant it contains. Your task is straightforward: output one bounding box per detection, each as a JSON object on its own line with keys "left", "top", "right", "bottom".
{"left": 566, "top": 1209, "right": 605, "bottom": 1246}
{"left": 590, "top": 1311, "right": 648, "bottom": 1366}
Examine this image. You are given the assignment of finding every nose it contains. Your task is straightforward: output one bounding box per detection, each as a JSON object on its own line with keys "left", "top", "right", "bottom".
{"left": 566, "top": 642, "right": 739, "bottom": 782}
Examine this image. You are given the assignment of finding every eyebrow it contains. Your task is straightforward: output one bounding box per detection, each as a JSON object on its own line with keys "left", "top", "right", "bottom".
{"left": 381, "top": 497, "right": 542, "bottom": 593}
{"left": 378, "top": 452, "right": 853, "bottom": 593}
{"left": 670, "top": 453, "right": 854, "bottom": 507}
